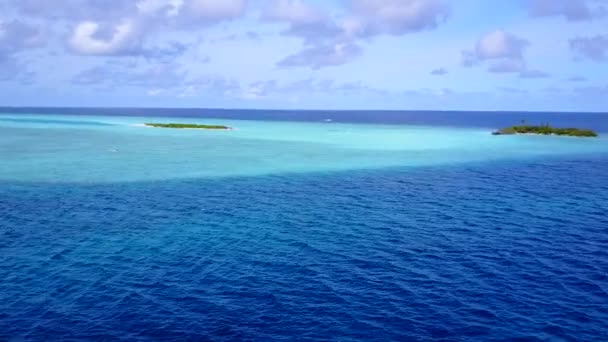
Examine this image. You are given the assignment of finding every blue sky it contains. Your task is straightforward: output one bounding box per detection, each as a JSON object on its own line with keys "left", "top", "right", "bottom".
{"left": 0, "top": 0, "right": 607, "bottom": 111}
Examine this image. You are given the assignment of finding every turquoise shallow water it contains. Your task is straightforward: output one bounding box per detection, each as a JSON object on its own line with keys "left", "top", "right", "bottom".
{"left": 1, "top": 111, "right": 608, "bottom": 341}
{"left": 1, "top": 114, "right": 607, "bottom": 182}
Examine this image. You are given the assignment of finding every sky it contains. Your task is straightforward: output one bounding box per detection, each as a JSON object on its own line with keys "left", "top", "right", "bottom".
{"left": 0, "top": 0, "right": 607, "bottom": 111}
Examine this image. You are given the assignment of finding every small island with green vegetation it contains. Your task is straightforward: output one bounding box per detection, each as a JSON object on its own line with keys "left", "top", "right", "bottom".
{"left": 492, "top": 123, "right": 597, "bottom": 137}
{"left": 144, "top": 123, "right": 231, "bottom": 130}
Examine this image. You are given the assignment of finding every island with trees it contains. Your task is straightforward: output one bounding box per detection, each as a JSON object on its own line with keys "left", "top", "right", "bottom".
{"left": 144, "top": 123, "right": 232, "bottom": 130}
{"left": 492, "top": 124, "right": 597, "bottom": 137}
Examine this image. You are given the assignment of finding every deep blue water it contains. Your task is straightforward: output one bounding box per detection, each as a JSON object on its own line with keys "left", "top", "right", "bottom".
{"left": 2, "top": 109, "right": 608, "bottom": 341}
{"left": 2, "top": 157, "right": 608, "bottom": 341}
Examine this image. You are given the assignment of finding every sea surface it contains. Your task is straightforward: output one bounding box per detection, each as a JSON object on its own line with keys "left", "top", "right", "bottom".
{"left": 1, "top": 109, "right": 607, "bottom": 341}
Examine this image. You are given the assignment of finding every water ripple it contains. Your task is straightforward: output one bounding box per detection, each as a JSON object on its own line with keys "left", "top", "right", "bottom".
{"left": 1, "top": 158, "right": 608, "bottom": 341}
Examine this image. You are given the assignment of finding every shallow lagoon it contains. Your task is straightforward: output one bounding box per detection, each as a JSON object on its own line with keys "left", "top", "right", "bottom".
{"left": 1, "top": 114, "right": 607, "bottom": 183}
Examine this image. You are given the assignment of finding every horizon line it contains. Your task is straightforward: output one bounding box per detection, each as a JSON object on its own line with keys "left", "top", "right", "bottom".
{"left": 0, "top": 106, "right": 606, "bottom": 114}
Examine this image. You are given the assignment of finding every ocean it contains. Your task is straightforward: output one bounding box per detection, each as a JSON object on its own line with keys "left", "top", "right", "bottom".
{"left": 1, "top": 109, "right": 607, "bottom": 341}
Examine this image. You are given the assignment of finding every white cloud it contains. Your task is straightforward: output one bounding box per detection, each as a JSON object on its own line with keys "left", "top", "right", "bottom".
{"left": 462, "top": 30, "right": 551, "bottom": 79}
{"left": 262, "top": 0, "right": 339, "bottom": 45}
{"left": 570, "top": 35, "right": 608, "bottom": 62}
{"left": 267, "top": 0, "right": 449, "bottom": 69}
{"left": 239, "top": 78, "right": 387, "bottom": 100}
{"left": 136, "top": 0, "right": 184, "bottom": 17}
{"left": 520, "top": 69, "right": 550, "bottom": 78}
{"left": 68, "top": 20, "right": 141, "bottom": 55}
{"left": 278, "top": 42, "right": 362, "bottom": 69}
{"left": 10, "top": 0, "right": 248, "bottom": 23}
{"left": 475, "top": 30, "right": 528, "bottom": 60}
{"left": 263, "top": 0, "right": 326, "bottom": 25}
{"left": 0, "top": 20, "right": 44, "bottom": 52}
{"left": 0, "top": 20, "right": 44, "bottom": 83}
{"left": 242, "top": 80, "right": 277, "bottom": 99}
{"left": 487, "top": 58, "right": 526, "bottom": 73}
{"left": 431, "top": 67, "right": 448, "bottom": 75}
{"left": 62, "top": 0, "right": 249, "bottom": 56}
{"left": 8, "top": 0, "right": 136, "bottom": 22}
{"left": 147, "top": 88, "right": 165, "bottom": 96}
{"left": 463, "top": 30, "right": 529, "bottom": 72}
{"left": 348, "top": 0, "right": 450, "bottom": 36}
{"left": 185, "top": 0, "right": 247, "bottom": 21}
{"left": 527, "top": 0, "right": 607, "bottom": 21}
